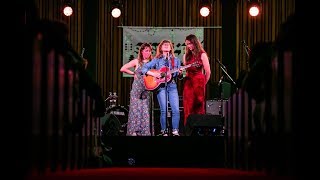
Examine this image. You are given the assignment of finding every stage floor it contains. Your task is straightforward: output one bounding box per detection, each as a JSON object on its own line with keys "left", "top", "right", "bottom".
{"left": 98, "top": 136, "right": 226, "bottom": 168}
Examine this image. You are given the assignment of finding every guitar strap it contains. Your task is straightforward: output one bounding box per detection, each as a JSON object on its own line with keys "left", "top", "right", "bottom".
{"left": 171, "top": 56, "right": 178, "bottom": 82}
{"left": 171, "top": 56, "right": 175, "bottom": 68}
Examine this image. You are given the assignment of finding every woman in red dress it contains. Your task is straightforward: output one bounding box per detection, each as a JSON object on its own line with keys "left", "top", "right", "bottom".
{"left": 182, "top": 34, "right": 211, "bottom": 126}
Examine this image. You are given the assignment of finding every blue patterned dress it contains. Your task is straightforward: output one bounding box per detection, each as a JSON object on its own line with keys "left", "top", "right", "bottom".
{"left": 126, "top": 64, "right": 151, "bottom": 136}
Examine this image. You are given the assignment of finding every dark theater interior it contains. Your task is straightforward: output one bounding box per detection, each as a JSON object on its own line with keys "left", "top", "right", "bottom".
{"left": 14, "top": 0, "right": 310, "bottom": 179}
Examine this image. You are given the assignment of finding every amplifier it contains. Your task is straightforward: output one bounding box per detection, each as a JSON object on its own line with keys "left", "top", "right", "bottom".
{"left": 205, "top": 99, "right": 227, "bottom": 117}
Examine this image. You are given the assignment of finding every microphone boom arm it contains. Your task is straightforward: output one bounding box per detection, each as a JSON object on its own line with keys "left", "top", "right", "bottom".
{"left": 242, "top": 40, "right": 251, "bottom": 70}
{"left": 220, "top": 66, "right": 236, "bottom": 86}
{"left": 216, "top": 59, "right": 237, "bottom": 86}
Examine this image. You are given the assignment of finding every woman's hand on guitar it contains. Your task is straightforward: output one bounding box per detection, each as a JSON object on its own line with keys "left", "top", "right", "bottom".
{"left": 147, "top": 71, "right": 158, "bottom": 78}
{"left": 151, "top": 71, "right": 163, "bottom": 79}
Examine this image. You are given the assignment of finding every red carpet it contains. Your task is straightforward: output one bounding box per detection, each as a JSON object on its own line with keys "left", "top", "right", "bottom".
{"left": 26, "top": 167, "right": 293, "bottom": 180}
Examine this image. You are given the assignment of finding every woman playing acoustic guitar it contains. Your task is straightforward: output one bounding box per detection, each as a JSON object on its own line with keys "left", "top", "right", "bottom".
{"left": 141, "top": 39, "right": 182, "bottom": 136}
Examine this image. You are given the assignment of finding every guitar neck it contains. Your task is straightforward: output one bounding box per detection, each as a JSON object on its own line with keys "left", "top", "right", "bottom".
{"left": 168, "top": 64, "right": 193, "bottom": 74}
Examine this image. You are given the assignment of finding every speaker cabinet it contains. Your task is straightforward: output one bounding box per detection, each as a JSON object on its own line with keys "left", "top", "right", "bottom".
{"left": 206, "top": 99, "right": 227, "bottom": 117}
{"left": 185, "top": 114, "right": 225, "bottom": 136}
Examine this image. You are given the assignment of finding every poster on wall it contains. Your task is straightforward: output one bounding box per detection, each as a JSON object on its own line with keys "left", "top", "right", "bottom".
{"left": 122, "top": 27, "right": 204, "bottom": 77}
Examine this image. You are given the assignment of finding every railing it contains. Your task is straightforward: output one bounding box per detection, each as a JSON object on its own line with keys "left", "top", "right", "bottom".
{"left": 27, "top": 20, "right": 105, "bottom": 174}
{"left": 224, "top": 48, "right": 295, "bottom": 176}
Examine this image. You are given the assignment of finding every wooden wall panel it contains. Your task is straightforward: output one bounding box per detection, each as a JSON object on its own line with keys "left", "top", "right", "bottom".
{"left": 236, "top": 0, "right": 295, "bottom": 75}
{"left": 33, "top": 0, "right": 295, "bottom": 110}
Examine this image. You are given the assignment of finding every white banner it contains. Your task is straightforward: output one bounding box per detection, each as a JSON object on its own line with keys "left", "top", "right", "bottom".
{"left": 122, "top": 27, "right": 204, "bottom": 77}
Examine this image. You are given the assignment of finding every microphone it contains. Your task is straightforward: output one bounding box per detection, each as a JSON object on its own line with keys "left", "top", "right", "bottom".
{"left": 218, "top": 76, "right": 224, "bottom": 86}
{"left": 165, "top": 52, "right": 169, "bottom": 67}
{"left": 166, "top": 52, "right": 170, "bottom": 60}
{"left": 80, "top": 48, "right": 85, "bottom": 58}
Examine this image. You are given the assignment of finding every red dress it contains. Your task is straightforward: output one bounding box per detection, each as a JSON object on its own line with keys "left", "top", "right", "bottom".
{"left": 183, "top": 52, "right": 206, "bottom": 125}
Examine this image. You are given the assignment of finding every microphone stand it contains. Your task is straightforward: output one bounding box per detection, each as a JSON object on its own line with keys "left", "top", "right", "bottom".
{"left": 216, "top": 59, "right": 226, "bottom": 100}
{"left": 164, "top": 53, "right": 171, "bottom": 136}
{"left": 217, "top": 75, "right": 224, "bottom": 116}
{"left": 216, "top": 59, "right": 237, "bottom": 87}
{"left": 242, "top": 40, "right": 251, "bottom": 70}
{"left": 218, "top": 76, "right": 224, "bottom": 99}
{"left": 216, "top": 59, "right": 227, "bottom": 117}
{"left": 216, "top": 59, "right": 237, "bottom": 118}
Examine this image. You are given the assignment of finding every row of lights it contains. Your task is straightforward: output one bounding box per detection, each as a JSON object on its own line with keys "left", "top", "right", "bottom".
{"left": 110, "top": 0, "right": 261, "bottom": 18}
{"left": 61, "top": 0, "right": 122, "bottom": 17}
{"left": 62, "top": 0, "right": 261, "bottom": 18}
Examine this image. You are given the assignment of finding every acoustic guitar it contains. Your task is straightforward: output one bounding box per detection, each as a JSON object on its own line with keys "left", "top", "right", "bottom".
{"left": 143, "top": 62, "right": 199, "bottom": 91}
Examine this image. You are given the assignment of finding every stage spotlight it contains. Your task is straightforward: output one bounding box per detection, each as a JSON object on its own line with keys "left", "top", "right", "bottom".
{"left": 111, "top": 0, "right": 122, "bottom": 18}
{"left": 111, "top": 8, "right": 121, "bottom": 18}
{"left": 248, "top": 0, "right": 261, "bottom": 17}
{"left": 62, "top": 1, "right": 73, "bottom": 17}
{"left": 200, "top": 0, "right": 211, "bottom": 17}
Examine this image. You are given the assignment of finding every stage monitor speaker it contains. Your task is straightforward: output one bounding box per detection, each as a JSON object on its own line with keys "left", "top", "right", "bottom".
{"left": 206, "top": 99, "right": 227, "bottom": 117}
{"left": 185, "top": 114, "right": 225, "bottom": 136}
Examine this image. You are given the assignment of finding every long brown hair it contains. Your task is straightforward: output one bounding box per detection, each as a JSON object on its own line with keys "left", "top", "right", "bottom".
{"left": 185, "top": 34, "right": 205, "bottom": 62}
{"left": 155, "top": 39, "right": 176, "bottom": 58}
{"left": 137, "top": 43, "right": 153, "bottom": 66}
